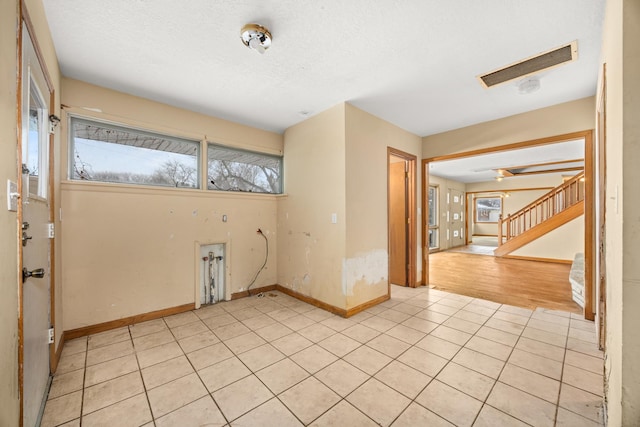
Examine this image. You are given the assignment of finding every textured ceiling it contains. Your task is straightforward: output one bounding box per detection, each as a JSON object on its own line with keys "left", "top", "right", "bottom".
{"left": 42, "top": 0, "right": 605, "bottom": 136}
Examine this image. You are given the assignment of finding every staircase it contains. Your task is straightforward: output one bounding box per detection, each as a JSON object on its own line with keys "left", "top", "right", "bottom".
{"left": 495, "top": 171, "right": 585, "bottom": 257}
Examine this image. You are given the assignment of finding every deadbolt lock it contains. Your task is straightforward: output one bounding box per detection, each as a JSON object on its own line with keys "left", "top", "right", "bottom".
{"left": 22, "top": 231, "right": 32, "bottom": 246}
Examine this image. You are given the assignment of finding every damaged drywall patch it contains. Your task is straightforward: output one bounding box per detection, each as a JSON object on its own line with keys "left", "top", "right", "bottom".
{"left": 342, "top": 249, "right": 388, "bottom": 296}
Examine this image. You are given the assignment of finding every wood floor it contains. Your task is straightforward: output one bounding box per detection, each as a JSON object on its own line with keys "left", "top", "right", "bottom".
{"left": 428, "top": 251, "right": 582, "bottom": 314}
{"left": 446, "top": 244, "right": 496, "bottom": 256}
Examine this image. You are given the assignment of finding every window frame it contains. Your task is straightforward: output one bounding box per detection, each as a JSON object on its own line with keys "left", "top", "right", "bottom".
{"left": 23, "top": 73, "right": 50, "bottom": 200}
{"left": 206, "top": 142, "right": 283, "bottom": 194}
{"left": 474, "top": 196, "right": 503, "bottom": 223}
{"left": 68, "top": 116, "right": 201, "bottom": 189}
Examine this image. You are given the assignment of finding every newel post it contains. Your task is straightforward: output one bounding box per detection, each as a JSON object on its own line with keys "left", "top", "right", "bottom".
{"left": 498, "top": 214, "right": 503, "bottom": 246}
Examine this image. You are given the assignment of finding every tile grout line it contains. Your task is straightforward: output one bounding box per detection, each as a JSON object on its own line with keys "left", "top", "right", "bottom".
{"left": 388, "top": 293, "right": 584, "bottom": 426}
{"left": 50, "top": 288, "right": 602, "bottom": 427}
{"left": 405, "top": 296, "right": 511, "bottom": 427}
{"left": 355, "top": 293, "right": 484, "bottom": 426}
{"left": 553, "top": 319, "right": 571, "bottom": 427}
{"left": 79, "top": 337, "right": 88, "bottom": 427}
{"left": 131, "top": 320, "right": 156, "bottom": 427}
{"left": 474, "top": 306, "right": 548, "bottom": 427}
{"left": 197, "top": 296, "right": 307, "bottom": 425}
{"left": 211, "top": 302, "right": 294, "bottom": 426}
{"left": 165, "top": 311, "right": 231, "bottom": 426}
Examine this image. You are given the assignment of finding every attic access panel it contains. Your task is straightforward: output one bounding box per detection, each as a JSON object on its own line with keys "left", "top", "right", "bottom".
{"left": 478, "top": 41, "right": 578, "bottom": 88}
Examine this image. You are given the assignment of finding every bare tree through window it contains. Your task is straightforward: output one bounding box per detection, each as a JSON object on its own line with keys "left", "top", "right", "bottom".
{"left": 70, "top": 118, "right": 199, "bottom": 188}
{"left": 207, "top": 144, "right": 281, "bottom": 193}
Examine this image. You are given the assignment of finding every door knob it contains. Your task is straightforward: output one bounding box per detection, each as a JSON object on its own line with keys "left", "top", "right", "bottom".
{"left": 22, "top": 267, "right": 45, "bottom": 282}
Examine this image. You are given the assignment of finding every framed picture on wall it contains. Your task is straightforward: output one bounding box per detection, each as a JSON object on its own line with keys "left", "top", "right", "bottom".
{"left": 475, "top": 197, "right": 502, "bottom": 223}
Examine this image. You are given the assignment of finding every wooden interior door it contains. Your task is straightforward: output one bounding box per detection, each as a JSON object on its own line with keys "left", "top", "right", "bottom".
{"left": 389, "top": 160, "right": 408, "bottom": 285}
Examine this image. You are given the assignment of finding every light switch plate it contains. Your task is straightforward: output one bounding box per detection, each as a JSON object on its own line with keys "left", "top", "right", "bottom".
{"left": 7, "top": 180, "right": 18, "bottom": 212}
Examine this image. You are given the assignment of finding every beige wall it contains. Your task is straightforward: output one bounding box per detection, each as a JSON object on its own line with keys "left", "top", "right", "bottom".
{"left": 620, "top": 0, "right": 640, "bottom": 422}
{"left": 61, "top": 79, "right": 282, "bottom": 159}
{"left": 278, "top": 104, "right": 347, "bottom": 308}
{"left": 428, "top": 175, "right": 466, "bottom": 251}
{"left": 600, "top": 0, "right": 640, "bottom": 423}
{"left": 422, "top": 97, "right": 595, "bottom": 158}
{"left": 344, "top": 104, "right": 422, "bottom": 306}
{"left": 60, "top": 79, "right": 283, "bottom": 329}
{"left": 279, "top": 103, "right": 423, "bottom": 310}
{"left": 511, "top": 216, "right": 584, "bottom": 261}
{"left": 0, "top": 2, "right": 20, "bottom": 424}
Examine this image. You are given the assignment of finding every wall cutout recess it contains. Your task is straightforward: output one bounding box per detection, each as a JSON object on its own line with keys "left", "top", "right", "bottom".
{"left": 199, "top": 244, "right": 225, "bottom": 305}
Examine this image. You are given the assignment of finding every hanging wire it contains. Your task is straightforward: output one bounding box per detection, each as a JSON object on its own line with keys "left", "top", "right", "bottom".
{"left": 247, "top": 229, "right": 268, "bottom": 296}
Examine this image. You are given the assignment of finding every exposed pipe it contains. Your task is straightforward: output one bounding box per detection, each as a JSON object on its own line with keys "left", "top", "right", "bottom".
{"left": 202, "top": 256, "right": 210, "bottom": 304}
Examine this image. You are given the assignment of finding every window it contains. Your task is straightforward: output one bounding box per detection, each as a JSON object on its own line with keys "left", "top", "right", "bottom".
{"left": 475, "top": 197, "right": 502, "bottom": 223}
{"left": 24, "top": 76, "right": 49, "bottom": 198}
{"left": 207, "top": 143, "right": 282, "bottom": 194}
{"left": 428, "top": 185, "right": 439, "bottom": 250}
{"left": 70, "top": 118, "right": 200, "bottom": 188}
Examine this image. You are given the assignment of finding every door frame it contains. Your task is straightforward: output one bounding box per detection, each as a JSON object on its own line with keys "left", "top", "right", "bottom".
{"left": 596, "top": 64, "right": 607, "bottom": 349}
{"left": 422, "top": 130, "right": 595, "bottom": 320}
{"left": 387, "top": 147, "right": 417, "bottom": 288}
{"left": 17, "top": 2, "right": 58, "bottom": 425}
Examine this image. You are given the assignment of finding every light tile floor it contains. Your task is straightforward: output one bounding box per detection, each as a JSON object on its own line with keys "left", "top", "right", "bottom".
{"left": 41, "top": 286, "right": 605, "bottom": 426}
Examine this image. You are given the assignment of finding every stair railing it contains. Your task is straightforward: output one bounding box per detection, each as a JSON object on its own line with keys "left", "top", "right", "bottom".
{"left": 498, "top": 171, "right": 585, "bottom": 246}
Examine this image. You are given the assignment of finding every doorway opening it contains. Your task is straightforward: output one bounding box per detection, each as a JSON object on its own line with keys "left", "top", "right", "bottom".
{"left": 422, "top": 130, "right": 595, "bottom": 319}
{"left": 388, "top": 148, "right": 417, "bottom": 288}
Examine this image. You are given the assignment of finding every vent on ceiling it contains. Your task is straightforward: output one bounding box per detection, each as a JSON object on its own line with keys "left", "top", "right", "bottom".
{"left": 478, "top": 41, "right": 578, "bottom": 88}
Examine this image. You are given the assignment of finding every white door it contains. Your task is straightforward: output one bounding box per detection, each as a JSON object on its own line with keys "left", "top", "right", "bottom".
{"left": 449, "top": 189, "right": 465, "bottom": 247}
{"left": 21, "top": 22, "right": 53, "bottom": 427}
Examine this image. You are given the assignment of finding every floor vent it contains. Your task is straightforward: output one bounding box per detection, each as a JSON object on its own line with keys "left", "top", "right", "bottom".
{"left": 478, "top": 41, "right": 578, "bottom": 88}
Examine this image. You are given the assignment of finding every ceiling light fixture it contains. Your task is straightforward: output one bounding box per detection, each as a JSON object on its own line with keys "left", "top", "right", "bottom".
{"left": 517, "top": 76, "right": 541, "bottom": 95}
{"left": 495, "top": 175, "right": 504, "bottom": 182}
{"left": 240, "top": 23, "right": 272, "bottom": 54}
